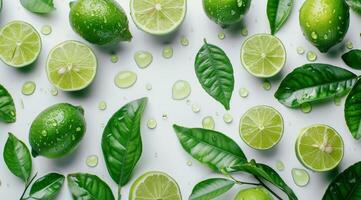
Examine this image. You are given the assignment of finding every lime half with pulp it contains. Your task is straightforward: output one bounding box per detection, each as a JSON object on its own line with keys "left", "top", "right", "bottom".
{"left": 0, "top": 21, "right": 41, "bottom": 67}
{"left": 129, "top": 171, "right": 182, "bottom": 200}
{"left": 296, "top": 124, "right": 344, "bottom": 172}
{"left": 130, "top": 0, "right": 186, "bottom": 35}
{"left": 46, "top": 40, "right": 97, "bottom": 91}
{"left": 241, "top": 34, "right": 285, "bottom": 78}
{"left": 240, "top": 105, "right": 284, "bottom": 150}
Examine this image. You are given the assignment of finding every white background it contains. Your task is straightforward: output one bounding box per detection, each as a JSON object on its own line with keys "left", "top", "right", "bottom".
{"left": 0, "top": 0, "right": 361, "bottom": 199}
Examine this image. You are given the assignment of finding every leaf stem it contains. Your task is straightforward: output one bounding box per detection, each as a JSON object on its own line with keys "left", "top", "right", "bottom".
{"left": 222, "top": 170, "right": 260, "bottom": 186}
{"left": 117, "top": 184, "right": 122, "bottom": 200}
{"left": 254, "top": 176, "right": 283, "bottom": 200}
{"left": 19, "top": 172, "right": 38, "bottom": 200}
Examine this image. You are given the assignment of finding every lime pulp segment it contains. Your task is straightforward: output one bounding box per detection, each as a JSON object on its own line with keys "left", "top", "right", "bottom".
{"left": 130, "top": 0, "right": 186, "bottom": 35}
{"left": 241, "top": 34, "right": 285, "bottom": 78}
{"left": 129, "top": 171, "right": 182, "bottom": 200}
{"left": 240, "top": 105, "right": 284, "bottom": 150}
{"left": 296, "top": 124, "right": 344, "bottom": 172}
{"left": 0, "top": 21, "right": 41, "bottom": 67}
{"left": 46, "top": 41, "right": 97, "bottom": 91}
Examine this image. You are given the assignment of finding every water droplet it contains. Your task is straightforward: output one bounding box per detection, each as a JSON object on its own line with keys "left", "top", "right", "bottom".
{"left": 202, "top": 116, "right": 215, "bottom": 130}
{"left": 172, "top": 80, "right": 191, "bottom": 100}
{"left": 300, "top": 103, "right": 312, "bottom": 113}
{"left": 239, "top": 88, "right": 249, "bottom": 98}
{"left": 263, "top": 80, "right": 272, "bottom": 91}
{"left": 311, "top": 32, "right": 318, "bottom": 40}
{"left": 186, "top": 160, "right": 192, "bottom": 166}
{"left": 41, "top": 25, "right": 52, "bottom": 35}
{"left": 218, "top": 32, "right": 225, "bottom": 40}
{"left": 292, "top": 168, "right": 310, "bottom": 187}
{"left": 306, "top": 51, "right": 317, "bottom": 62}
{"left": 240, "top": 27, "right": 248, "bottom": 36}
{"left": 41, "top": 130, "right": 47, "bottom": 137}
{"left": 98, "top": 101, "right": 107, "bottom": 110}
{"left": 76, "top": 127, "right": 81, "bottom": 132}
{"left": 334, "top": 96, "right": 342, "bottom": 106}
{"left": 223, "top": 113, "right": 233, "bottom": 124}
{"left": 296, "top": 47, "right": 305, "bottom": 55}
{"left": 162, "top": 46, "right": 173, "bottom": 59}
{"left": 275, "top": 160, "right": 284, "bottom": 171}
{"left": 180, "top": 36, "right": 189, "bottom": 46}
{"left": 114, "top": 71, "right": 137, "bottom": 89}
{"left": 191, "top": 103, "right": 200, "bottom": 113}
{"left": 134, "top": 51, "right": 153, "bottom": 69}
{"left": 22, "top": 81, "right": 36, "bottom": 96}
{"left": 50, "top": 87, "right": 58, "bottom": 96}
{"left": 147, "top": 119, "right": 157, "bottom": 129}
{"left": 162, "top": 113, "right": 168, "bottom": 120}
{"left": 86, "top": 155, "right": 98, "bottom": 168}
{"left": 145, "top": 83, "right": 152, "bottom": 91}
{"left": 110, "top": 54, "right": 119, "bottom": 63}
{"left": 346, "top": 41, "right": 353, "bottom": 49}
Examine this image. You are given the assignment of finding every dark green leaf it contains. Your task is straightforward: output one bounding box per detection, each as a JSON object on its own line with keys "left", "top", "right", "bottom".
{"left": 0, "top": 84, "right": 16, "bottom": 123}
{"left": 346, "top": 0, "right": 361, "bottom": 15}
{"left": 20, "top": 0, "right": 55, "bottom": 14}
{"left": 195, "top": 40, "right": 234, "bottom": 110}
{"left": 323, "top": 161, "right": 361, "bottom": 199}
{"left": 173, "top": 125, "right": 247, "bottom": 172}
{"left": 189, "top": 178, "right": 235, "bottom": 200}
{"left": 275, "top": 63, "right": 357, "bottom": 107}
{"left": 28, "top": 173, "right": 64, "bottom": 200}
{"left": 345, "top": 79, "right": 361, "bottom": 139}
{"left": 342, "top": 49, "right": 361, "bottom": 69}
{"left": 231, "top": 160, "right": 297, "bottom": 200}
{"left": 101, "top": 98, "right": 147, "bottom": 186}
{"left": 267, "top": 0, "right": 293, "bottom": 34}
{"left": 67, "top": 173, "right": 115, "bottom": 200}
{"left": 3, "top": 133, "right": 32, "bottom": 182}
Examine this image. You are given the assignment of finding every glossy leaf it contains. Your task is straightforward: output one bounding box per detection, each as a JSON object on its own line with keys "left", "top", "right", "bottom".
{"left": 195, "top": 40, "right": 234, "bottom": 110}
{"left": 101, "top": 98, "right": 147, "bottom": 186}
{"left": 67, "top": 173, "right": 115, "bottom": 200}
{"left": 275, "top": 63, "right": 357, "bottom": 107}
{"left": 346, "top": 0, "right": 361, "bottom": 15}
{"left": 345, "top": 79, "right": 361, "bottom": 139}
{"left": 342, "top": 49, "right": 361, "bottom": 69}
{"left": 231, "top": 160, "right": 297, "bottom": 200}
{"left": 189, "top": 178, "right": 235, "bottom": 200}
{"left": 0, "top": 84, "right": 16, "bottom": 123}
{"left": 28, "top": 173, "right": 65, "bottom": 200}
{"left": 267, "top": 0, "right": 293, "bottom": 34}
{"left": 173, "top": 125, "right": 247, "bottom": 172}
{"left": 20, "top": 0, "right": 55, "bottom": 14}
{"left": 3, "top": 133, "right": 32, "bottom": 182}
{"left": 323, "top": 161, "right": 361, "bottom": 199}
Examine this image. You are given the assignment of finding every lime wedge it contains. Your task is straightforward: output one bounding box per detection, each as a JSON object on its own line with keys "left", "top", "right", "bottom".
{"left": 0, "top": 21, "right": 41, "bottom": 67}
{"left": 241, "top": 34, "right": 285, "bottom": 78}
{"left": 239, "top": 105, "right": 284, "bottom": 150}
{"left": 129, "top": 171, "right": 182, "bottom": 200}
{"left": 296, "top": 124, "right": 344, "bottom": 172}
{"left": 130, "top": 0, "right": 186, "bottom": 35}
{"left": 46, "top": 41, "right": 97, "bottom": 91}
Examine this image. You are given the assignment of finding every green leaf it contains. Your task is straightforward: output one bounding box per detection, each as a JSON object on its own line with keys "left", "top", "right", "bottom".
{"left": 323, "top": 161, "right": 361, "bottom": 199}
{"left": 67, "top": 173, "right": 115, "bottom": 200}
{"left": 345, "top": 79, "right": 361, "bottom": 139}
{"left": 195, "top": 40, "right": 234, "bottom": 110}
{"left": 20, "top": 0, "right": 55, "bottom": 14}
{"left": 28, "top": 173, "right": 64, "bottom": 200}
{"left": 101, "top": 98, "right": 147, "bottom": 186}
{"left": 346, "top": 0, "right": 361, "bottom": 15}
{"left": 189, "top": 178, "right": 235, "bottom": 200}
{"left": 267, "top": 0, "right": 293, "bottom": 34}
{"left": 231, "top": 160, "right": 297, "bottom": 200}
{"left": 342, "top": 49, "right": 361, "bottom": 70}
{"left": 3, "top": 133, "right": 32, "bottom": 182}
{"left": 275, "top": 63, "right": 357, "bottom": 108}
{"left": 173, "top": 125, "right": 247, "bottom": 172}
{"left": 0, "top": 84, "right": 16, "bottom": 123}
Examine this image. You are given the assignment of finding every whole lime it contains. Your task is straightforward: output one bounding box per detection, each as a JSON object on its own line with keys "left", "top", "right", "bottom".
{"left": 234, "top": 187, "right": 273, "bottom": 200}
{"left": 29, "top": 103, "right": 86, "bottom": 158}
{"left": 203, "top": 0, "right": 251, "bottom": 26}
{"left": 299, "top": 0, "right": 349, "bottom": 53}
{"left": 69, "top": 0, "right": 132, "bottom": 45}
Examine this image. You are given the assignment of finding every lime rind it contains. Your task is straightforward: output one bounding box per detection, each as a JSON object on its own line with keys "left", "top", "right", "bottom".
{"left": 130, "top": 0, "right": 187, "bottom": 35}
{"left": 296, "top": 124, "right": 344, "bottom": 172}
{"left": 0, "top": 21, "right": 41, "bottom": 68}
{"left": 241, "top": 33, "right": 286, "bottom": 78}
{"left": 240, "top": 105, "right": 284, "bottom": 150}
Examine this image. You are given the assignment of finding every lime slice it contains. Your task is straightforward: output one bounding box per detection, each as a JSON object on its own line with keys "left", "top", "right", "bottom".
{"left": 0, "top": 21, "right": 41, "bottom": 67}
{"left": 241, "top": 34, "right": 286, "bottom": 78}
{"left": 130, "top": 0, "right": 186, "bottom": 35}
{"left": 239, "top": 105, "right": 284, "bottom": 150}
{"left": 129, "top": 171, "right": 182, "bottom": 200}
{"left": 296, "top": 124, "right": 344, "bottom": 172}
{"left": 46, "top": 40, "right": 97, "bottom": 91}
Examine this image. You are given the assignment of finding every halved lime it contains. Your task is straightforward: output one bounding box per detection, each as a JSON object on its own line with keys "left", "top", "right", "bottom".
{"left": 129, "top": 171, "right": 182, "bottom": 200}
{"left": 46, "top": 40, "right": 97, "bottom": 91}
{"left": 241, "top": 34, "right": 286, "bottom": 78}
{"left": 0, "top": 21, "right": 41, "bottom": 67}
{"left": 239, "top": 105, "right": 284, "bottom": 150}
{"left": 130, "top": 0, "right": 186, "bottom": 35}
{"left": 296, "top": 124, "right": 344, "bottom": 172}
